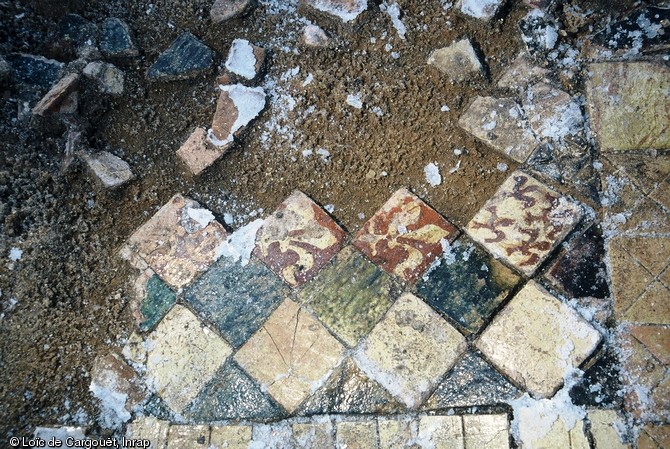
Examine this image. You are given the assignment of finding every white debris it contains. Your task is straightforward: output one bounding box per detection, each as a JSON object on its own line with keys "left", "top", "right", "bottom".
{"left": 215, "top": 218, "right": 265, "bottom": 266}
{"left": 225, "top": 38, "right": 257, "bottom": 80}
{"left": 186, "top": 207, "right": 215, "bottom": 229}
{"left": 358, "top": 212, "right": 366, "bottom": 220}
{"left": 324, "top": 204, "right": 335, "bottom": 213}
{"left": 441, "top": 105, "right": 450, "bottom": 112}
{"left": 302, "top": 149, "right": 313, "bottom": 157}
{"left": 308, "top": 0, "right": 368, "bottom": 23}
{"left": 209, "top": 84, "right": 266, "bottom": 147}
{"left": 89, "top": 381, "right": 131, "bottom": 429}
{"left": 317, "top": 148, "right": 331, "bottom": 161}
{"left": 496, "top": 162, "right": 508, "bottom": 172}
{"left": 34, "top": 427, "right": 88, "bottom": 448}
{"left": 381, "top": 2, "right": 407, "bottom": 39}
{"left": 453, "top": 148, "right": 462, "bottom": 156}
{"left": 460, "top": 0, "right": 502, "bottom": 20}
{"left": 424, "top": 162, "right": 442, "bottom": 186}
{"left": 441, "top": 238, "right": 457, "bottom": 265}
{"left": 302, "top": 73, "right": 314, "bottom": 86}
{"left": 346, "top": 92, "right": 364, "bottom": 109}
{"left": 449, "top": 159, "right": 462, "bottom": 174}
{"left": 9, "top": 247, "right": 22, "bottom": 261}
{"left": 223, "top": 212, "right": 234, "bottom": 225}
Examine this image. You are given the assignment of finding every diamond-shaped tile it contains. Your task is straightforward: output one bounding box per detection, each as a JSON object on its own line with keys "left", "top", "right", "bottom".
{"left": 145, "top": 304, "right": 232, "bottom": 413}
{"left": 183, "top": 360, "right": 284, "bottom": 421}
{"left": 415, "top": 236, "right": 520, "bottom": 334}
{"left": 466, "top": 171, "right": 582, "bottom": 276}
{"left": 234, "top": 299, "right": 345, "bottom": 413}
{"left": 124, "top": 194, "right": 227, "bottom": 289}
{"left": 476, "top": 281, "right": 601, "bottom": 398}
{"left": 139, "top": 274, "right": 177, "bottom": 332}
{"left": 184, "top": 256, "right": 288, "bottom": 347}
{"left": 298, "top": 246, "right": 397, "bottom": 347}
{"left": 353, "top": 188, "right": 459, "bottom": 283}
{"left": 354, "top": 293, "right": 467, "bottom": 408}
{"left": 254, "top": 190, "right": 345, "bottom": 288}
{"left": 630, "top": 326, "right": 670, "bottom": 366}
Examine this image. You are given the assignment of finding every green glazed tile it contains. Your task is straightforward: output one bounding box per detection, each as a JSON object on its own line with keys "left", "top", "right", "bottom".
{"left": 140, "top": 275, "right": 177, "bottom": 332}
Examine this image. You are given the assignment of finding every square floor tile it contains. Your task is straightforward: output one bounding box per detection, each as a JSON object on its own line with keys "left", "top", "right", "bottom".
{"left": 167, "top": 425, "right": 209, "bottom": 449}
{"left": 298, "top": 246, "right": 397, "bottom": 347}
{"left": 415, "top": 236, "right": 520, "bottom": 334}
{"left": 234, "top": 299, "right": 345, "bottom": 413}
{"left": 210, "top": 425, "right": 252, "bottom": 449}
{"left": 145, "top": 304, "right": 232, "bottom": 413}
{"left": 184, "top": 256, "right": 288, "bottom": 347}
{"left": 293, "top": 421, "right": 335, "bottom": 448}
{"left": 126, "top": 417, "right": 169, "bottom": 449}
{"left": 476, "top": 281, "right": 601, "bottom": 398}
{"left": 336, "top": 421, "right": 378, "bottom": 449}
{"left": 463, "top": 414, "right": 510, "bottom": 449}
{"left": 354, "top": 293, "right": 467, "bottom": 408}
{"left": 353, "top": 188, "right": 459, "bottom": 283}
{"left": 124, "top": 194, "right": 227, "bottom": 289}
{"left": 254, "top": 190, "right": 345, "bottom": 288}
{"left": 378, "top": 417, "right": 418, "bottom": 449}
{"left": 466, "top": 171, "right": 582, "bottom": 276}
{"left": 417, "top": 415, "right": 464, "bottom": 449}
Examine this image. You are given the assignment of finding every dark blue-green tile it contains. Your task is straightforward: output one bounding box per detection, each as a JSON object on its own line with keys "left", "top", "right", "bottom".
{"left": 415, "top": 236, "right": 520, "bottom": 334}
{"left": 184, "top": 256, "right": 288, "bottom": 348}
{"left": 140, "top": 275, "right": 177, "bottom": 332}
{"left": 184, "top": 360, "right": 285, "bottom": 422}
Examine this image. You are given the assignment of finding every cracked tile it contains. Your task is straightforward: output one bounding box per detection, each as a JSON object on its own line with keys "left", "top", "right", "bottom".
{"left": 298, "top": 246, "right": 397, "bottom": 346}
{"left": 234, "top": 298, "right": 345, "bottom": 413}
{"left": 210, "top": 425, "right": 252, "bottom": 449}
{"left": 463, "top": 414, "right": 510, "bottom": 449}
{"left": 353, "top": 188, "right": 459, "bottom": 283}
{"left": 336, "top": 421, "right": 378, "bottom": 449}
{"left": 417, "top": 415, "right": 464, "bottom": 449}
{"left": 415, "top": 235, "right": 520, "bottom": 334}
{"left": 145, "top": 305, "right": 232, "bottom": 414}
{"left": 166, "top": 425, "right": 209, "bottom": 449}
{"left": 354, "top": 293, "right": 467, "bottom": 408}
{"left": 123, "top": 194, "right": 227, "bottom": 289}
{"left": 476, "top": 281, "right": 601, "bottom": 398}
{"left": 184, "top": 256, "right": 288, "bottom": 347}
{"left": 466, "top": 171, "right": 582, "bottom": 276}
{"left": 254, "top": 190, "right": 345, "bottom": 288}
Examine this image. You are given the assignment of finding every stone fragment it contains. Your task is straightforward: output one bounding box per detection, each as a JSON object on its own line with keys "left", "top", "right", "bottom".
{"left": 586, "top": 62, "right": 670, "bottom": 152}
{"left": 126, "top": 417, "right": 169, "bottom": 449}
{"left": 210, "top": 0, "right": 257, "bottom": 23}
{"left": 254, "top": 190, "right": 345, "bottom": 287}
{"left": 5, "top": 53, "right": 64, "bottom": 90}
{"left": 167, "top": 425, "right": 210, "bottom": 449}
{"left": 293, "top": 421, "right": 335, "bottom": 448}
{"left": 417, "top": 415, "right": 464, "bottom": 449}
{"left": 335, "top": 421, "right": 378, "bottom": 449}
{"left": 147, "top": 33, "right": 213, "bottom": 81}
{"left": 497, "top": 53, "right": 549, "bottom": 92}
{"left": 378, "top": 417, "right": 418, "bottom": 449}
{"left": 32, "top": 73, "right": 79, "bottom": 116}
{"left": 519, "top": 10, "right": 559, "bottom": 56}
{"left": 301, "top": 0, "right": 368, "bottom": 24}
{"left": 476, "top": 281, "right": 602, "bottom": 398}
{"left": 459, "top": 0, "right": 502, "bottom": 21}
{"left": 234, "top": 299, "right": 345, "bottom": 412}
{"left": 459, "top": 97, "right": 538, "bottom": 163}
{"left": 354, "top": 293, "right": 467, "bottom": 408}
{"left": 463, "top": 414, "right": 510, "bottom": 449}
{"left": 100, "top": 18, "right": 138, "bottom": 57}
{"left": 210, "top": 425, "right": 252, "bottom": 449}
{"left": 208, "top": 84, "right": 266, "bottom": 148}
{"left": 428, "top": 38, "right": 482, "bottom": 83}
{"left": 301, "top": 24, "right": 332, "bottom": 47}
{"left": 83, "top": 61, "right": 124, "bottom": 95}
{"left": 83, "top": 151, "right": 134, "bottom": 188}
{"left": 588, "top": 409, "right": 630, "bottom": 449}
{"left": 176, "top": 127, "right": 225, "bottom": 175}
{"left": 466, "top": 171, "right": 582, "bottom": 276}
{"left": 523, "top": 82, "right": 583, "bottom": 141}
{"left": 224, "top": 38, "right": 265, "bottom": 81}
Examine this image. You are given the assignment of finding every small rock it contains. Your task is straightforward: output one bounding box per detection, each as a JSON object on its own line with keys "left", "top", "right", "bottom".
{"left": 83, "top": 61, "right": 124, "bottom": 95}
{"left": 427, "top": 38, "right": 482, "bottom": 83}
{"left": 223, "top": 38, "right": 265, "bottom": 82}
{"left": 210, "top": 0, "right": 257, "bottom": 23}
{"left": 522, "top": 82, "right": 583, "bottom": 141}
{"left": 5, "top": 53, "right": 64, "bottom": 90}
{"left": 497, "top": 52, "right": 549, "bottom": 92}
{"left": 177, "top": 127, "right": 225, "bottom": 175}
{"left": 459, "top": 0, "right": 502, "bottom": 21}
{"left": 99, "top": 18, "right": 138, "bottom": 58}
{"left": 32, "top": 73, "right": 80, "bottom": 116}
{"left": 83, "top": 151, "right": 134, "bottom": 188}
{"left": 53, "top": 13, "right": 97, "bottom": 59}
{"left": 300, "top": 0, "right": 368, "bottom": 31}
{"left": 0, "top": 56, "right": 10, "bottom": 83}
{"left": 301, "top": 24, "right": 331, "bottom": 47}
{"left": 208, "top": 84, "right": 266, "bottom": 148}
{"left": 147, "top": 33, "right": 213, "bottom": 81}
{"left": 519, "top": 10, "right": 559, "bottom": 56}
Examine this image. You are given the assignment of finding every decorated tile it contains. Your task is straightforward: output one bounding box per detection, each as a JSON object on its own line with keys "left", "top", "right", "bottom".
{"left": 354, "top": 293, "right": 467, "bottom": 408}
{"left": 234, "top": 299, "right": 345, "bottom": 413}
{"left": 336, "top": 421, "right": 378, "bottom": 449}
{"left": 166, "top": 425, "right": 209, "bottom": 449}
{"left": 415, "top": 236, "right": 520, "bottom": 334}
{"left": 144, "top": 305, "right": 232, "bottom": 413}
{"left": 298, "top": 246, "right": 397, "bottom": 346}
{"left": 124, "top": 194, "right": 227, "bottom": 289}
{"left": 463, "top": 415, "right": 510, "bottom": 449}
{"left": 139, "top": 274, "right": 177, "bottom": 332}
{"left": 183, "top": 360, "right": 284, "bottom": 422}
{"left": 293, "top": 421, "right": 335, "bottom": 448}
{"left": 210, "top": 426, "right": 252, "bottom": 449}
{"left": 254, "top": 190, "right": 345, "bottom": 288}
{"left": 417, "top": 415, "right": 464, "bottom": 449}
{"left": 466, "top": 171, "right": 582, "bottom": 276}
{"left": 353, "top": 188, "right": 459, "bottom": 283}
{"left": 184, "top": 256, "right": 288, "bottom": 347}
{"left": 476, "top": 281, "right": 601, "bottom": 398}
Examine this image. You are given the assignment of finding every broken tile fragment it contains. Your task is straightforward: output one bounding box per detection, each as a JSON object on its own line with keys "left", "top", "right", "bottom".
{"left": 147, "top": 33, "right": 213, "bottom": 81}
{"left": 336, "top": 421, "right": 378, "bottom": 449}
{"left": 83, "top": 151, "right": 134, "bottom": 188}
{"left": 301, "top": 0, "right": 368, "bottom": 24}
{"left": 124, "top": 194, "right": 227, "bottom": 289}
{"left": 519, "top": 10, "right": 559, "bottom": 56}
{"left": 523, "top": 82, "right": 583, "bottom": 141}
{"left": 463, "top": 414, "right": 510, "bottom": 449}
{"left": 176, "top": 127, "right": 225, "bottom": 175}
{"left": 620, "top": 331, "right": 666, "bottom": 419}
{"left": 224, "top": 39, "right": 265, "bottom": 82}
{"left": 301, "top": 24, "right": 332, "bottom": 47}
{"left": 569, "top": 349, "right": 622, "bottom": 408}
{"left": 497, "top": 53, "right": 549, "bottom": 92}
{"left": 417, "top": 415, "right": 464, "bottom": 449}
{"left": 630, "top": 326, "right": 670, "bottom": 366}
{"left": 5, "top": 53, "right": 64, "bottom": 91}
{"left": 476, "top": 281, "right": 601, "bottom": 398}
{"left": 466, "top": 171, "right": 582, "bottom": 276}
{"left": 459, "top": 97, "right": 538, "bottom": 163}
{"left": 210, "top": 0, "right": 257, "bottom": 23}
{"left": 234, "top": 299, "right": 345, "bottom": 412}
{"left": 428, "top": 38, "right": 482, "bottom": 83}
{"left": 167, "top": 425, "right": 210, "bottom": 449}
{"left": 459, "top": 0, "right": 502, "bottom": 21}
{"left": 208, "top": 84, "right": 266, "bottom": 148}
{"left": 298, "top": 246, "right": 396, "bottom": 346}
{"left": 586, "top": 62, "right": 670, "bottom": 152}
{"left": 353, "top": 188, "right": 458, "bottom": 283}
{"left": 99, "top": 18, "right": 138, "bottom": 58}
{"left": 254, "top": 190, "right": 345, "bottom": 287}
{"left": 83, "top": 61, "right": 124, "bottom": 96}
{"left": 354, "top": 293, "right": 467, "bottom": 408}
{"left": 126, "top": 417, "right": 169, "bottom": 449}
{"left": 415, "top": 235, "right": 520, "bottom": 334}
{"left": 293, "top": 421, "right": 335, "bottom": 448}
{"left": 32, "top": 73, "right": 79, "bottom": 116}
{"left": 604, "top": 153, "right": 670, "bottom": 196}
{"left": 588, "top": 409, "right": 630, "bottom": 449}
{"left": 137, "top": 274, "right": 176, "bottom": 332}
{"left": 588, "top": 7, "right": 670, "bottom": 57}
{"left": 145, "top": 305, "right": 232, "bottom": 413}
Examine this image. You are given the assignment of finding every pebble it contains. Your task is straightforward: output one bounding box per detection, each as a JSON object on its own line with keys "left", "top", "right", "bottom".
{"left": 99, "top": 18, "right": 138, "bottom": 58}
{"left": 301, "top": 24, "right": 331, "bottom": 48}
{"left": 210, "top": 0, "right": 257, "bottom": 23}
{"left": 32, "top": 73, "right": 80, "bottom": 116}
{"left": 459, "top": 0, "right": 502, "bottom": 21}
{"left": 83, "top": 61, "right": 125, "bottom": 96}
{"left": 83, "top": 151, "right": 134, "bottom": 188}
{"left": 427, "top": 39, "right": 482, "bottom": 83}
{"left": 147, "top": 33, "right": 212, "bottom": 81}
